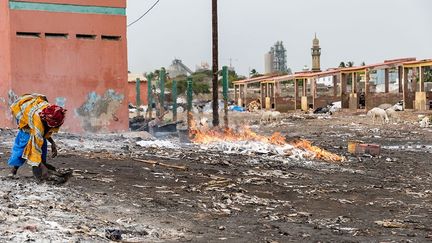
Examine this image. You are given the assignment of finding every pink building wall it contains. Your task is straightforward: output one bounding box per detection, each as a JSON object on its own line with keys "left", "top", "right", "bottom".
{"left": 0, "top": 0, "right": 128, "bottom": 133}
{"left": 127, "top": 79, "right": 149, "bottom": 106}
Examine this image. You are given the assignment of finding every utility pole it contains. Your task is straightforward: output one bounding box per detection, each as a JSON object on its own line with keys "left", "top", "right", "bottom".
{"left": 212, "top": 0, "right": 219, "bottom": 127}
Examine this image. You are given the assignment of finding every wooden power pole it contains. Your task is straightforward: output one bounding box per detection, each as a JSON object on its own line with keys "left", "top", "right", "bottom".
{"left": 212, "top": 0, "right": 219, "bottom": 127}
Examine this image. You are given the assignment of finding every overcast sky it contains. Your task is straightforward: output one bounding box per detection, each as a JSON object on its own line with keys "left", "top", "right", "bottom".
{"left": 126, "top": 0, "right": 432, "bottom": 76}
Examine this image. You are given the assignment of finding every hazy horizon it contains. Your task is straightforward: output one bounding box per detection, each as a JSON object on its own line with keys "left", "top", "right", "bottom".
{"left": 127, "top": 0, "right": 432, "bottom": 76}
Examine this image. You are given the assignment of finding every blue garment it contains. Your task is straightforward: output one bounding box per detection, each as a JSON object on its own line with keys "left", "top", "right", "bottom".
{"left": 8, "top": 130, "right": 47, "bottom": 167}
{"left": 229, "top": 105, "right": 245, "bottom": 112}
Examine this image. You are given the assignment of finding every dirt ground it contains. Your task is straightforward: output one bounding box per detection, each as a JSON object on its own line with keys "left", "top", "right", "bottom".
{"left": 1, "top": 110, "right": 432, "bottom": 242}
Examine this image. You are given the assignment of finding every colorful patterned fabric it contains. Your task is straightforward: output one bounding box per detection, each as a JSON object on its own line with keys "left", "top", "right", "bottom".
{"left": 40, "top": 104, "right": 67, "bottom": 127}
{"left": 10, "top": 94, "right": 59, "bottom": 166}
{"left": 8, "top": 130, "right": 47, "bottom": 167}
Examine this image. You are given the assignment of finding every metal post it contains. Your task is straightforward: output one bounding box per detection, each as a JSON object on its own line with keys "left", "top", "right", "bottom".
{"left": 146, "top": 73, "right": 153, "bottom": 119}
{"left": 222, "top": 66, "right": 229, "bottom": 129}
{"left": 159, "top": 68, "right": 166, "bottom": 111}
{"left": 135, "top": 78, "right": 141, "bottom": 116}
{"left": 187, "top": 77, "right": 193, "bottom": 133}
{"left": 172, "top": 80, "right": 178, "bottom": 122}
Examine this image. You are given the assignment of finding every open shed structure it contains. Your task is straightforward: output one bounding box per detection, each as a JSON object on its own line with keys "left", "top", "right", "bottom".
{"left": 233, "top": 58, "right": 432, "bottom": 112}
{"left": 233, "top": 75, "right": 277, "bottom": 108}
{"left": 401, "top": 59, "right": 432, "bottom": 110}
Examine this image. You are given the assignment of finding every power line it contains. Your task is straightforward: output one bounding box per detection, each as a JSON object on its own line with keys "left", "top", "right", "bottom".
{"left": 127, "top": 0, "right": 161, "bottom": 28}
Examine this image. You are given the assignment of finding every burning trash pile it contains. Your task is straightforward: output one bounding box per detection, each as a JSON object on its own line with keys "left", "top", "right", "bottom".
{"left": 189, "top": 121, "right": 344, "bottom": 163}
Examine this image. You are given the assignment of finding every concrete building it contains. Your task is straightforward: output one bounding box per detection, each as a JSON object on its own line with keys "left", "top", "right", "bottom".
{"left": 167, "top": 59, "right": 193, "bottom": 78}
{"left": 0, "top": 0, "right": 128, "bottom": 133}
{"left": 264, "top": 52, "right": 274, "bottom": 74}
{"left": 264, "top": 41, "right": 288, "bottom": 74}
{"left": 311, "top": 33, "right": 321, "bottom": 72}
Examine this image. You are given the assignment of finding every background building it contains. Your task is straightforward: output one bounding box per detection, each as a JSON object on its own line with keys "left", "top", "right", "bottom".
{"left": 264, "top": 41, "right": 288, "bottom": 74}
{"left": 127, "top": 74, "right": 148, "bottom": 107}
{"left": 0, "top": 0, "right": 128, "bottom": 133}
{"left": 311, "top": 33, "right": 321, "bottom": 72}
{"left": 167, "top": 59, "right": 193, "bottom": 78}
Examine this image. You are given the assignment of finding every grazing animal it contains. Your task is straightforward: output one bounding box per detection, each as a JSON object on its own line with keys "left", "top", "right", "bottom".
{"left": 378, "top": 103, "right": 393, "bottom": 110}
{"left": 259, "top": 111, "right": 271, "bottom": 124}
{"left": 380, "top": 101, "right": 403, "bottom": 111}
{"left": 270, "top": 111, "right": 281, "bottom": 122}
{"left": 313, "top": 106, "right": 330, "bottom": 114}
{"left": 198, "top": 117, "right": 210, "bottom": 131}
{"left": 420, "top": 117, "right": 430, "bottom": 128}
{"left": 385, "top": 107, "right": 400, "bottom": 123}
{"left": 367, "top": 107, "right": 389, "bottom": 124}
{"left": 260, "top": 110, "right": 281, "bottom": 124}
{"left": 392, "top": 102, "right": 403, "bottom": 111}
{"left": 329, "top": 101, "right": 341, "bottom": 114}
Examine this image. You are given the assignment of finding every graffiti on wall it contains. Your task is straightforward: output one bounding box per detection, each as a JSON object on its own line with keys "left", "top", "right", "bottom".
{"left": 8, "top": 90, "right": 18, "bottom": 106}
{"left": 75, "top": 89, "right": 124, "bottom": 132}
{"left": 1, "top": 90, "right": 19, "bottom": 120}
{"left": 55, "top": 97, "right": 66, "bottom": 108}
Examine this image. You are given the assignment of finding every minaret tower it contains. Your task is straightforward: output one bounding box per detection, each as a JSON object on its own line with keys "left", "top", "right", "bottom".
{"left": 311, "top": 33, "right": 321, "bottom": 72}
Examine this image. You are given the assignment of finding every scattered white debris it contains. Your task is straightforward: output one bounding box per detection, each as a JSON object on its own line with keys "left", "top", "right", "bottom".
{"left": 197, "top": 140, "right": 314, "bottom": 161}
{"left": 137, "top": 140, "right": 179, "bottom": 149}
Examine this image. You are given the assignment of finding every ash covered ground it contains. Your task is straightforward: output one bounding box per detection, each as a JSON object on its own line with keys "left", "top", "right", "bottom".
{"left": 1, "top": 111, "right": 432, "bottom": 242}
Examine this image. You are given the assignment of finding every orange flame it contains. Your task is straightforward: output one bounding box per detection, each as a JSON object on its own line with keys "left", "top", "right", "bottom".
{"left": 189, "top": 119, "right": 343, "bottom": 163}
{"left": 291, "top": 139, "right": 344, "bottom": 163}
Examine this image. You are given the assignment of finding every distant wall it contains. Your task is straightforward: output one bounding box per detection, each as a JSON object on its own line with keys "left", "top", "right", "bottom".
{"left": 366, "top": 93, "right": 403, "bottom": 110}
{"left": 127, "top": 81, "right": 148, "bottom": 106}
{"left": 0, "top": 1, "right": 12, "bottom": 122}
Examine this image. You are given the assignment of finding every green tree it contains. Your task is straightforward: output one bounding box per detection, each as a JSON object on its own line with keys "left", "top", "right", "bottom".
{"left": 221, "top": 69, "right": 244, "bottom": 88}
{"left": 339, "top": 61, "right": 354, "bottom": 68}
{"left": 250, "top": 68, "right": 263, "bottom": 78}
{"left": 166, "top": 72, "right": 211, "bottom": 95}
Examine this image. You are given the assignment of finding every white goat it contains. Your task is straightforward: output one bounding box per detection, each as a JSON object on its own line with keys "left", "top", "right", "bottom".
{"left": 420, "top": 117, "right": 430, "bottom": 128}
{"left": 378, "top": 103, "right": 393, "bottom": 110}
{"left": 260, "top": 110, "right": 281, "bottom": 124}
{"left": 199, "top": 117, "right": 209, "bottom": 130}
{"left": 367, "top": 107, "right": 389, "bottom": 124}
